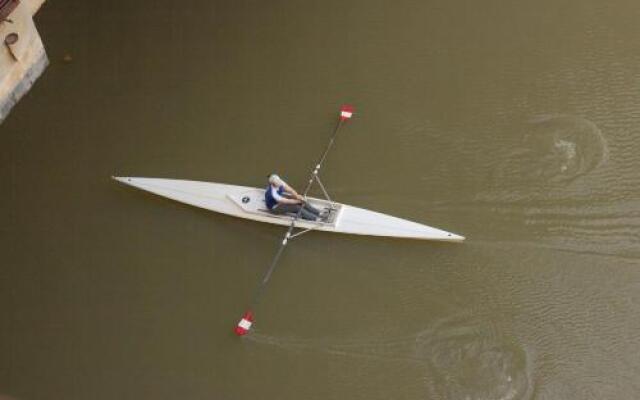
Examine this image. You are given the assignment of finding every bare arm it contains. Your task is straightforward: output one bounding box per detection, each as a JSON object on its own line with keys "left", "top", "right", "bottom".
{"left": 278, "top": 196, "right": 302, "bottom": 205}
{"left": 282, "top": 182, "right": 303, "bottom": 200}
{"left": 272, "top": 184, "right": 303, "bottom": 204}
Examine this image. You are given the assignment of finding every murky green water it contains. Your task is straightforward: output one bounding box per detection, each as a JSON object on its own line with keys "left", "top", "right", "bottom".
{"left": 2, "top": 1, "right": 640, "bottom": 399}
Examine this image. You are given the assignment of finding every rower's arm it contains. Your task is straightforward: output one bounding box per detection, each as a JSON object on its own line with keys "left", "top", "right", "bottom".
{"left": 278, "top": 196, "right": 301, "bottom": 205}
{"left": 272, "top": 185, "right": 302, "bottom": 204}
{"left": 282, "top": 183, "right": 303, "bottom": 199}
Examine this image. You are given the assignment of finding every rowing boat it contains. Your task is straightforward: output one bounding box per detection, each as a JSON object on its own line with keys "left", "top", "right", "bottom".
{"left": 113, "top": 105, "right": 464, "bottom": 336}
{"left": 112, "top": 176, "right": 465, "bottom": 242}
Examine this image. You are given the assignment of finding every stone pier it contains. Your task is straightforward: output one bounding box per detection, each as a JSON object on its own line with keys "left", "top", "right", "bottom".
{"left": 0, "top": 0, "right": 48, "bottom": 124}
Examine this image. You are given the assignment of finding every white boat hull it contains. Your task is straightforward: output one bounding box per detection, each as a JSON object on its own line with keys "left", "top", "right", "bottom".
{"left": 113, "top": 177, "right": 465, "bottom": 242}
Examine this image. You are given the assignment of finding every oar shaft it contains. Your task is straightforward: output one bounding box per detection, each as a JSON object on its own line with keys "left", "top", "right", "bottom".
{"left": 249, "top": 118, "right": 345, "bottom": 309}
{"left": 238, "top": 106, "right": 354, "bottom": 333}
{"left": 301, "top": 119, "right": 344, "bottom": 197}
{"left": 248, "top": 230, "right": 290, "bottom": 308}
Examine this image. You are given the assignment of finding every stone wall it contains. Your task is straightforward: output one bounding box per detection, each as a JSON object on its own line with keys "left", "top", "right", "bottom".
{"left": 0, "top": 0, "right": 48, "bottom": 124}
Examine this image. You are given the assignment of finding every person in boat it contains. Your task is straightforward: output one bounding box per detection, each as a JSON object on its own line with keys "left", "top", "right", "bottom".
{"left": 265, "top": 174, "right": 321, "bottom": 221}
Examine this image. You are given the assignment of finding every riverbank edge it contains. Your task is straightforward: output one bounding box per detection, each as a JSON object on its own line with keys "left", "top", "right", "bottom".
{"left": 0, "top": 0, "right": 48, "bottom": 125}
{"left": 0, "top": 48, "right": 48, "bottom": 124}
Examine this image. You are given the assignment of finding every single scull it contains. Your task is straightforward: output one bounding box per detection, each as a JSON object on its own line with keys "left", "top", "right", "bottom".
{"left": 113, "top": 105, "right": 464, "bottom": 336}
{"left": 112, "top": 177, "right": 465, "bottom": 242}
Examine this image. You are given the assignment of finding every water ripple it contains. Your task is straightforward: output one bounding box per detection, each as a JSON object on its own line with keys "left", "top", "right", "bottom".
{"left": 249, "top": 313, "right": 533, "bottom": 400}
{"left": 415, "top": 314, "right": 532, "bottom": 400}
{"left": 493, "top": 115, "right": 608, "bottom": 185}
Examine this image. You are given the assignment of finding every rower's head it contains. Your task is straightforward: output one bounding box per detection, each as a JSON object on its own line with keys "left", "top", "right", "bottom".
{"left": 268, "top": 174, "right": 283, "bottom": 187}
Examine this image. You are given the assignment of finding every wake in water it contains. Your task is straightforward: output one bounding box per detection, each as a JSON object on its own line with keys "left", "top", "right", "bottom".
{"left": 248, "top": 313, "right": 533, "bottom": 400}
{"left": 415, "top": 314, "right": 532, "bottom": 400}
{"left": 472, "top": 115, "right": 640, "bottom": 258}
{"left": 493, "top": 114, "right": 608, "bottom": 185}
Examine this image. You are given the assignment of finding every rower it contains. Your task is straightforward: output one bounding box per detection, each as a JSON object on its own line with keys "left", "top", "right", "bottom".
{"left": 265, "top": 174, "right": 321, "bottom": 221}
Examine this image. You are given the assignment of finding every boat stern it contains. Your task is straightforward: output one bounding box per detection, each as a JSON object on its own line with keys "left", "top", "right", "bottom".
{"left": 441, "top": 231, "right": 465, "bottom": 242}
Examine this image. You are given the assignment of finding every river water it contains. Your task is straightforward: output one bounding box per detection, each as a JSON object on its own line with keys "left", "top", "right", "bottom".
{"left": 2, "top": 1, "right": 639, "bottom": 399}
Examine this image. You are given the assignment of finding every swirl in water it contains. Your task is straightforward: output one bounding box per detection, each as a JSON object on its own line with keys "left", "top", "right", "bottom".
{"left": 494, "top": 115, "right": 607, "bottom": 185}
{"left": 250, "top": 313, "right": 532, "bottom": 400}
{"left": 414, "top": 314, "right": 532, "bottom": 400}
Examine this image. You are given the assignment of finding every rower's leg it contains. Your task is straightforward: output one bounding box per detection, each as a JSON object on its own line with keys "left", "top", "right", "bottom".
{"left": 273, "top": 203, "right": 319, "bottom": 220}
{"left": 299, "top": 207, "right": 318, "bottom": 221}
{"left": 271, "top": 204, "right": 300, "bottom": 216}
{"left": 303, "top": 202, "right": 321, "bottom": 217}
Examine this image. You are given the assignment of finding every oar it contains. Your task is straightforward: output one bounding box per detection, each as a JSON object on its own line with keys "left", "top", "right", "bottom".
{"left": 234, "top": 105, "right": 355, "bottom": 336}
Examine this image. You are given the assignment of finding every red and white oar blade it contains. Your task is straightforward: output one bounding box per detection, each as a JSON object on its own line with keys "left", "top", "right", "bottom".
{"left": 234, "top": 311, "right": 253, "bottom": 336}
{"left": 340, "top": 104, "right": 354, "bottom": 121}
